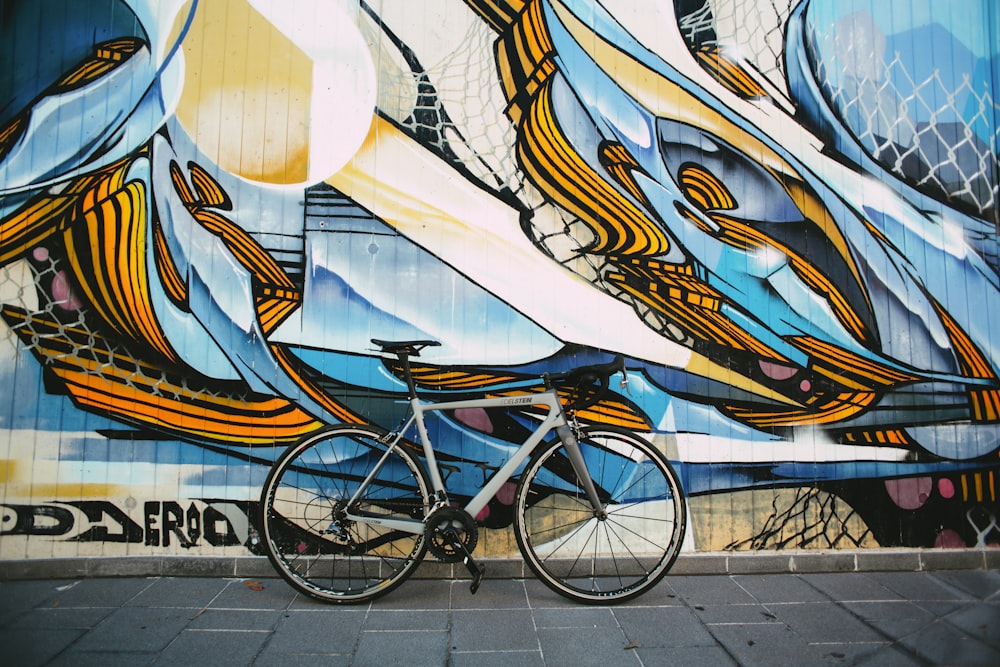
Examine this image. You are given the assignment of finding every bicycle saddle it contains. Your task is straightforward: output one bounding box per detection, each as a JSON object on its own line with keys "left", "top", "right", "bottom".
{"left": 371, "top": 339, "right": 442, "bottom": 356}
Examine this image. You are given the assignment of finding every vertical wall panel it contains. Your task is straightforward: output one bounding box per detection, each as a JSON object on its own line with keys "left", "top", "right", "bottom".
{"left": 0, "top": 0, "right": 998, "bottom": 563}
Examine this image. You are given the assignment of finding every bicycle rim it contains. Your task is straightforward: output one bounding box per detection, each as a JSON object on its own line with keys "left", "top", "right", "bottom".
{"left": 261, "top": 425, "right": 430, "bottom": 603}
{"left": 514, "top": 426, "right": 685, "bottom": 604}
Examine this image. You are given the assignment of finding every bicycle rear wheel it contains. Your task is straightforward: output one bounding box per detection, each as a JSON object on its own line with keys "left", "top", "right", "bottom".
{"left": 514, "top": 425, "right": 685, "bottom": 604}
{"left": 261, "top": 425, "right": 431, "bottom": 603}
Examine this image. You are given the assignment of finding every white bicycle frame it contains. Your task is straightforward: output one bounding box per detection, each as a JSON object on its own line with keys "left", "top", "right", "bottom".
{"left": 344, "top": 389, "right": 605, "bottom": 534}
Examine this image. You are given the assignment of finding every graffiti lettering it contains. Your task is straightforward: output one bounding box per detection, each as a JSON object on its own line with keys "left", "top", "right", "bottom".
{"left": 2, "top": 500, "right": 257, "bottom": 551}
{"left": 0, "top": 504, "right": 75, "bottom": 537}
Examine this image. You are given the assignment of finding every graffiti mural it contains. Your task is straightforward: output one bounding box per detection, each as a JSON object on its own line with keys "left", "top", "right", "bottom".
{"left": 1, "top": 0, "right": 998, "bottom": 562}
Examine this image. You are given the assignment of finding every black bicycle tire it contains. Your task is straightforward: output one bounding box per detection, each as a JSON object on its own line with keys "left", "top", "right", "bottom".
{"left": 260, "top": 424, "right": 431, "bottom": 604}
{"left": 513, "top": 425, "right": 686, "bottom": 604}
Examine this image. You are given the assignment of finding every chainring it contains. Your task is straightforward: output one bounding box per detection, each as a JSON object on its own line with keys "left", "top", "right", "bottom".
{"left": 425, "top": 506, "right": 479, "bottom": 563}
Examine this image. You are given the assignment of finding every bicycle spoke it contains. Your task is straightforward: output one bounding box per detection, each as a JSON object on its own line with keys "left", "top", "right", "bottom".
{"left": 262, "top": 426, "right": 429, "bottom": 604}
{"left": 515, "top": 427, "right": 685, "bottom": 604}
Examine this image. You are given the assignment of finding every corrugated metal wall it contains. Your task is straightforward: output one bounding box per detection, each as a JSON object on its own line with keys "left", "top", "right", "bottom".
{"left": 1, "top": 0, "right": 998, "bottom": 561}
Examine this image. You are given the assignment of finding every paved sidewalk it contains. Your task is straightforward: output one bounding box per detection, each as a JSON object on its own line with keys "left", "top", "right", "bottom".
{"left": 1, "top": 570, "right": 998, "bottom": 666}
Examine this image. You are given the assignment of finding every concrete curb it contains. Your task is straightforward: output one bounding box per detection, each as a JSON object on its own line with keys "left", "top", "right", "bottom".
{"left": 2, "top": 549, "right": 997, "bottom": 581}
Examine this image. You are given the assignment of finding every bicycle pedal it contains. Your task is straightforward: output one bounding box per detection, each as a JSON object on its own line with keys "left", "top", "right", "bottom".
{"left": 464, "top": 557, "right": 485, "bottom": 594}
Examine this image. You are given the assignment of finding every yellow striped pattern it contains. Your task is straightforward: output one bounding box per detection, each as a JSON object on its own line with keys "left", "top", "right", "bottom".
{"left": 725, "top": 390, "right": 878, "bottom": 428}
{"left": 497, "top": 0, "right": 557, "bottom": 126}
{"left": 694, "top": 45, "right": 769, "bottom": 100}
{"left": 391, "top": 360, "right": 650, "bottom": 431}
{"left": 519, "top": 79, "right": 670, "bottom": 255}
{"left": 55, "top": 38, "right": 143, "bottom": 90}
{"left": 709, "top": 212, "right": 871, "bottom": 343}
{"left": 841, "top": 429, "right": 913, "bottom": 447}
{"left": 1, "top": 307, "right": 322, "bottom": 445}
{"left": 169, "top": 160, "right": 301, "bottom": 335}
{"left": 679, "top": 164, "right": 736, "bottom": 211}
{"left": 958, "top": 471, "right": 998, "bottom": 503}
{"left": 188, "top": 161, "right": 232, "bottom": 209}
{"left": 271, "top": 344, "right": 364, "bottom": 425}
{"left": 399, "top": 365, "right": 522, "bottom": 391}
{"left": 0, "top": 167, "right": 113, "bottom": 266}
{"left": 606, "top": 257, "right": 789, "bottom": 360}
{"left": 152, "top": 219, "right": 188, "bottom": 307}
{"left": 497, "top": 388, "right": 650, "bottom": 432}
{"left": 0, "top": 113, "right": 25, "bottom": 163}
{"left": 599, "top": 141, "right": 652, "bottom": 208}
{"left": 63, "top": 160, "right": 179, "bottom": 362}
{"left": 789, "top": 336, "right": 919, "bottom": 390}
{"left": 462, "top": 0, "right": 528, "bottom": 33}
{"left": 929, "top": 298, "right": 1000, "bottom": 422}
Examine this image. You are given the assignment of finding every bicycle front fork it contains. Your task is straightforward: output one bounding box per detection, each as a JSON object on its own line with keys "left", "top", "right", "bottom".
{"left": 555, "top": 423, "right": 608, "bottom": 520}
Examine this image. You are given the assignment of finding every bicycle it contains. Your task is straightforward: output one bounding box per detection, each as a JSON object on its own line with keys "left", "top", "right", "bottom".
{"left": 260, "top": 339, "right": 686, "bottom": 604}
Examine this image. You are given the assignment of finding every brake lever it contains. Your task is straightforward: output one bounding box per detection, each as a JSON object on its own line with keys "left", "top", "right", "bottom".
{"left": 618, "top": 359, "right": 631, "bottom": 396}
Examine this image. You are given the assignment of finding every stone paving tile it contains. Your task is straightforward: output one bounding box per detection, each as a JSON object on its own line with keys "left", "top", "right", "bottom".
{"left": 3, "top": 570, "right": 998, "bottom": 665}
{"left": 870, "top": 571, "right": 977, "bottom": 602}
{"left": 616, "top": 577, "right": 683, "bottom": 606}
{"left": 0, "top": 580, "right": 60, "bottom": 626}
{"left": 706, "top": 622, "right": 831, "bottom": 667}
{"left": 211, "top": 578, "right": 297, "bottom": 610}
{"left": 450, "top": 608, "right": 538, "bottom": 652}
{"left": 667, "top": 575, "right": 760, "bottom": 606}
{"left": 532, "top": 606, "right": 616, "bottom": 629}
{"left": 71, "top": 606, "right": 194, "bottom": 653}
{"left": 0, "top": 627, "right": 85, "bottom": 667}
{"left": 186, "top": 608, "right": 284, "bottom": 631}
{"left": 353, "top": 628, "right": 449, "bottom": 666}
{"left": 449, "top": 649, "right": 544, "bottom": 667}
{"left": 125, "top": 576, "right": 230, "bottom": 608}
{"left": 252, "top": 651, "right": 351, "bottom": 666}
{"left": 732, "top": 573, "right": 831, "bottom": 603}
{"left": 523, "top": 577, "right": 583, "bottom": 607}
{"left": 264, "top": 609, "right": 365, "bottom": 655}
{"left": 846, "top": 643, "right": 926, "bottom": 667}
{"left": 452, "top": 577, "right": 528, "bottom": 609}
{"left": 152, "top": 628, "right": 270, "bottom": 666}
{"left": 634, "top": 644, "right": 737, "bottom": 666}
{"left": 895, "top": 618, "right": 1000, "bottom": 666}
{"left": 931, "top": 570, "right": 1000, "bottom": 600}
{"left": 48, "top": 649, "right": 158, "bottom": 666}
{"left": 7, "top": 605, "right": 116, "bottom": 630}
{"left": 355, "top": 578, "right": 452, "bottom": 610}
{"left": 363, "top": 608, "right": 449, "bottom": 631}
{"left": 800, "top": 572, "right": 904, "bottom": 602}
{"left": 44, "top": 577, "right": 155, "bottom": 608}
{"left": 840, "top": 599, "right": 938, "bottom": 639}
{"left": 536, "top": 625, "right": 637, "bottom": 666}
{"left": 689, "top": 602, "right": 783, "bottom": 625}
{"left": 942, "top": 602, "right": 1000, "bottom": 648}
{"left": 767, "top": 601, "right": 887, "bottom": 644}
{"left": 615, "top": 605, "right": 718, "bottom": 648}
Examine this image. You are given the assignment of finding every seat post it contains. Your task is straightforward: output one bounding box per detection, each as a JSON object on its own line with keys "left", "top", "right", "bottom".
{"left": 397, "top": 351, "right": 420, "bottom": 400}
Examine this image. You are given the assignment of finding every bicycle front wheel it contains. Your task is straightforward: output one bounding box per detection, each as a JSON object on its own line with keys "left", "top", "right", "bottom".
{"left": 261, "top": 425, "right": 431, "bottom": 603}
{"left": 514, "top": 426, "right": 685, "bottom": 604}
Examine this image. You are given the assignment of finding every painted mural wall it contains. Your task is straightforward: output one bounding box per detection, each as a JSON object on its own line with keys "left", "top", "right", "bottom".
{"left": 1, "top": 0, "right": 998, "bottom": 562}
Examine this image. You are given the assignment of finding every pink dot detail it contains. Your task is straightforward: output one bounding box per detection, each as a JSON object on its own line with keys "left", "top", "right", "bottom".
{"left": 496, "top": 482, "right": 517, "bottom": 506}
{"left": 938, "top": 478, "right": 955, "bottom": 499}
{"left": 934, "top": 529, "right": 965, "bottom": 548}
{"left": 33, "top": 247, "right": 49, "bottom": 261}
{"left": 52, "top": 271, "right": 82, "bottom": 311}
{"left": 475, "top": 506, "right": 490, "bottom": 521}
{"left": 799, "top": 379, "right": 811, "bottom": 392}
{"left": 885, "top": 477, "right": 933, "bottom": 510}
